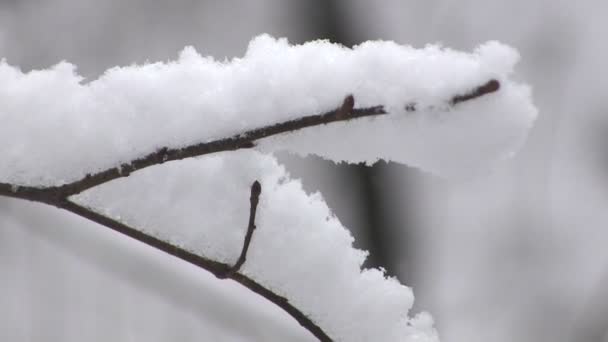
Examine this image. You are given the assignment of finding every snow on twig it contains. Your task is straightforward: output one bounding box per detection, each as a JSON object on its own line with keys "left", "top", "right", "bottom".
{"left": 0, "top": 35, "right": 537, "bottom": 342}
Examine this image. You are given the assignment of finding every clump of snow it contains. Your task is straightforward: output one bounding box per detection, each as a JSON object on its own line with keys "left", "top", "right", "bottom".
{"left": 0, "top": 35, "right": 536, "bottom": 186}
{"left": 1, "top": 34, "right": 538, "bottom": 340}
{"left": 72, "top": 150, "right": 438, "bottom": 342}
{"left": 256, "top": 38, "right": 536, "bottom": 177}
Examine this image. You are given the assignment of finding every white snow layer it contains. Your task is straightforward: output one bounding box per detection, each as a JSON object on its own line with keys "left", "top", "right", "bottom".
{"left": 1, "top": 35, "right": 537, "bottom": 341}
{"left": 0, "top": 34, "right": 536, "bottom": 186}
{"left": 72, "top": 150, "right": 438, "bottom": 342}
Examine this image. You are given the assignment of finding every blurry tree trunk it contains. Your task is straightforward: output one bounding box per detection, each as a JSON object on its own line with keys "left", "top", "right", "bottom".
{"left": 291, "top": 0, "right": 415, "bottom": 280}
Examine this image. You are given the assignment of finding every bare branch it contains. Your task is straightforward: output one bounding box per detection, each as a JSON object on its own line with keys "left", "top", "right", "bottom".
{"left": 219, "top": 180, "right": 262, "bottom": 279}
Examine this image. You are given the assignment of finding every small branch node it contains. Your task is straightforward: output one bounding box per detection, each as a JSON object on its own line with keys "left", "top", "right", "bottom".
{"left": 218, "top": 180, "right": 262, "bottom": 279}
{"left": 336, "top": 94, "right": 355, "bottom": 119}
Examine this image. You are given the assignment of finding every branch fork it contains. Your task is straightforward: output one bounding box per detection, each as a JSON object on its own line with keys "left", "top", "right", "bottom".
{"left": 0, "top": 79, "right": 500, "bottom": 342}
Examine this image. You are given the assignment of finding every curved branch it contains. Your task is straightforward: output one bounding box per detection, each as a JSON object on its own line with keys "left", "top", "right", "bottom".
{"left": 0, "top": 79, "right": 500, "bottom": 341}
{"left": 219, "top": 180, "right": 262, "bottom": 279}
{"left": 57, "top": 199, "right": 333, "bottom": 342}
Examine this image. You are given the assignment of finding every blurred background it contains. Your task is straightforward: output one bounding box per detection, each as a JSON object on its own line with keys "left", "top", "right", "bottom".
{"left": 1, "top": 1, "right": 607, "bottom": 341}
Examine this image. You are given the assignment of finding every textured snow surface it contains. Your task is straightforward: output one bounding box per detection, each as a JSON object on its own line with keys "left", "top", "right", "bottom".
{"left": 72, "top": 150, "right": 438, "bottom": 342}
{"left": 1, "top": 35, "right": 538, "bottom": 341}
{"left": 0, "top": 34, "right": 536, "bottom": 186}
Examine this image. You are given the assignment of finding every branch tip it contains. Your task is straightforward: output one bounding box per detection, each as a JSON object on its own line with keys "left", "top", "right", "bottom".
{"left": 219, "top": 180, "right": 262, "bottom": 279}
{"left": 0, "top": 79, "right": 502, "bottom": 342}
{"left": 451, "top": 79, "right": 500, "bottom": 106}
{"left": 251, "top": 180, "right": 262, "bottom": 198}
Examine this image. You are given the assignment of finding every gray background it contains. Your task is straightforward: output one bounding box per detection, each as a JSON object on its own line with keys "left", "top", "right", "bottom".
{"left": 1, "top": 1, "right": 607, "bottom": 341}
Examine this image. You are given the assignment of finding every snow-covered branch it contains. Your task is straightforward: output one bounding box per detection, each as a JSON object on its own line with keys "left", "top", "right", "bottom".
{"left": 219, "top": 180, "right": 262, "bottom": 279}
{"left": 55, "top": 195, "right": 333, "bottom": 341}
{"left": 0, "top": 81, "right": 498, "bottom": 339}
{"left": 0, "top": 35, "right": 537, "bottom": 341}
{"left": 0, "top": 79, "right": 498, "bottom": 202}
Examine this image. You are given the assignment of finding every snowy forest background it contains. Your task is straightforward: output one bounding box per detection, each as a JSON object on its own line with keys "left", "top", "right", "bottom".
{"left": 1, "top": 1, "right": 607, "bottom": 341}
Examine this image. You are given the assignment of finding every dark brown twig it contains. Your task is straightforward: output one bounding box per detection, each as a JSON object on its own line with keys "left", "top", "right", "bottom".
{"left": 450, "top": 79, "right": 500, "bottom": 105}
{"left": 58, "top": 199, "right": 331, "bottom": 342}
{"left": 0, "top": 79, "right": 499, "bottom": 201}
{"left": 219, "top": 180, "right": 262, "bottom": 279}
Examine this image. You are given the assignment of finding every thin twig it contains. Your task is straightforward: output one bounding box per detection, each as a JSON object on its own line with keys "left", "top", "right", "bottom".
{"left": 335, "top": 94, "right": 355, "bottom": 120}
{"left": 450, "top": 79, "right": 500, "bottom": 105}
{"left": 0, "top": 79, "right": 501, "bottom": 342}
{"left": 58, "top": 199, "right": 332, "bottom": 342}
{"left": 0, "top": 79, "right": 499, "bottom": 200}
{"left": 219, "top": 180, "right": 262, "bottom": 279}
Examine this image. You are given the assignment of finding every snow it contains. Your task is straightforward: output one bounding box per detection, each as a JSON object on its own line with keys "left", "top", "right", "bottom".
{"left": 72, "top": 150, "right": 438, "bottom": 342}
{"left": 0, "top": 34, "right": 537, "bottom": 341}
{"left": 0, "top": 198, "right": 315, "bottom": 342}
{"left": 0, "top": 34, "right": 536, "bottom": 186}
